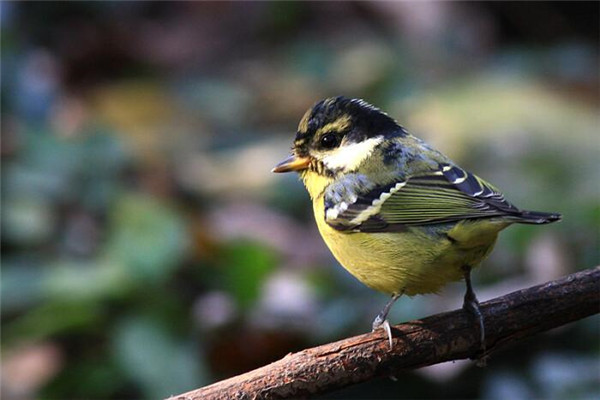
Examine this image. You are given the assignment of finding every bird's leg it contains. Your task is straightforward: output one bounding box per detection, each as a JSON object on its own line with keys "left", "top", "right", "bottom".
{"left": 372, "top": 291, "right": 403, "bottom": 349}
{"left": 461, "top": 265, "right": 487, "bottom": 365}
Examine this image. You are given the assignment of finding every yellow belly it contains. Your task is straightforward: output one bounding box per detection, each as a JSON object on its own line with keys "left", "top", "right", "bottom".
{"left": 312, "top": 196, "right": 503, "bottom": 296}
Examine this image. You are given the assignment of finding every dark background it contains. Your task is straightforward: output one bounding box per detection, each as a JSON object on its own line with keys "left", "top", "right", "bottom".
{"left": 2, "top": 2, "right": 599, "bottom": 399}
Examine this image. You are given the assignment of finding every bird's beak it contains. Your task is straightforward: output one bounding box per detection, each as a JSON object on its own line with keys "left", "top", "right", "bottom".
{"left": 271, "top": 154, "right": 310, "bottom": 173}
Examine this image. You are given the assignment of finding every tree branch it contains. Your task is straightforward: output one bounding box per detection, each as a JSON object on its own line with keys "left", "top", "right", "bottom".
{"left": 170, "top": 267, "right": 600, "bottom": 400}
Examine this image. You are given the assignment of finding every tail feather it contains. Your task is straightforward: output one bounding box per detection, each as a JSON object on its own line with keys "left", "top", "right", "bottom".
{"left": 509, "top": 210, "right": 562, "bottom": 225}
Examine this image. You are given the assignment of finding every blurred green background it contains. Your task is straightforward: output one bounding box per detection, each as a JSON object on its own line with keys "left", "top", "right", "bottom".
{"left": 1, "top": 2, "right": 598, "bottom": 399}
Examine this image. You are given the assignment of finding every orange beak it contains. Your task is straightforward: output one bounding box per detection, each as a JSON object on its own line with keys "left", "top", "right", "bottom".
{"left": 272, "top": 154, "right": 311, "bottom": 173}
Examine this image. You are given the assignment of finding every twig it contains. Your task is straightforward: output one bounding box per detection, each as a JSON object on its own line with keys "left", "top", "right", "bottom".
{"left": 170, "top": 267, "right": 600, "bottom": 400}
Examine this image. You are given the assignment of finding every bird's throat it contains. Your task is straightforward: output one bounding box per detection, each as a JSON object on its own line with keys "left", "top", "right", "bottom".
{"left": 300, "top": 170, "right": 335, "bottom": 200}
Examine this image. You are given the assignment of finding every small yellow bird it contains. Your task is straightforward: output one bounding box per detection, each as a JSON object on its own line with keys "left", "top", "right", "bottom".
{"left": 272, "top": 96, "right": 561, "bottom": 351}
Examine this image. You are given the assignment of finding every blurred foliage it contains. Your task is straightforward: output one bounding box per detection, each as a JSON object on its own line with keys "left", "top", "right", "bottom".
{"left": 1, "top": 2, "right": 599, "bottom": 399}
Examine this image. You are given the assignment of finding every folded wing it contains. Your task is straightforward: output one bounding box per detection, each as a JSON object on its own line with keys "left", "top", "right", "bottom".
{"left": 324, "top": 163, "right": 527, "bottom": 232}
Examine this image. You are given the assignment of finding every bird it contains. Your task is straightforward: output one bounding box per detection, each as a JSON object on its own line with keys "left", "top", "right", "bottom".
{"left": 272, "top": 96, "right": 561, "bottom": 355}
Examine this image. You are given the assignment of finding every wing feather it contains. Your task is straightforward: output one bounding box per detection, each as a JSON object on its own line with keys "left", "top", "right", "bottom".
{"left": 325, "top": 163, "right": 522, "bottom": 232}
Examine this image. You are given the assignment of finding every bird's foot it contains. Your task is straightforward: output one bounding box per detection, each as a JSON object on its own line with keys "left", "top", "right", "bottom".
{"left": 372, "top": 316, "right": 393, "bottom": 350}
{"left": 462, "top": 293, "right": 487, "bottom": 366}
{"left": 372, "top": 292, "right": 403, "bottom": 350}
{"left": 462, "top": 265, "right": 487, "bottom": 366}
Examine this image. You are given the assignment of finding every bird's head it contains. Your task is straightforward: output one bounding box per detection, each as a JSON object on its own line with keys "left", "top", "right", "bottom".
{"left": 272, "top": 97, "right": 406, "bottom": 178}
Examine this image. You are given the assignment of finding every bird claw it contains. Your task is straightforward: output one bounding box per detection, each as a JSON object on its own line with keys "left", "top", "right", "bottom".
{"left": 372, "top": 318, "right": 394, "bottom": 349}
{"left": 371, "top": 314, "right": 384, "bottom": 331}
{"left": 372, "top": 292, "right": 402, "bottom": 350}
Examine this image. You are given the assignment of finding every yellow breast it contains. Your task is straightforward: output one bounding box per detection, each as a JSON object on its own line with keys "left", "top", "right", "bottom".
{"left": 301, "top": 170, "right": 504, "bottom": 296}
{"left": 312, "top": 196, "right": 457, "bottom": 295}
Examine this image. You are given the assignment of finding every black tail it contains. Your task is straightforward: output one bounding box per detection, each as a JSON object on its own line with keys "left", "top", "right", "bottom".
{"left": 510, "top": 210, "right": 562, "bottom": 225}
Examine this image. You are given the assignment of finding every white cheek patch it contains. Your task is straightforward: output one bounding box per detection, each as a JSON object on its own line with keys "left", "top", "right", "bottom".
{"left": 322, "top": 137, "right": 383, "bottom": 172}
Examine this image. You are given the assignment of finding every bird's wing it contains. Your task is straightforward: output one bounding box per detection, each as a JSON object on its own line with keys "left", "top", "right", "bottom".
{"left": 324, "top": 163, "right": 521, "bottom": 232}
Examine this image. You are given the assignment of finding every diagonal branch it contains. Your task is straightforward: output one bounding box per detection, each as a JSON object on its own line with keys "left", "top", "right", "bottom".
{"left": 170, "top": 267, "right": 600, "bottom": 400}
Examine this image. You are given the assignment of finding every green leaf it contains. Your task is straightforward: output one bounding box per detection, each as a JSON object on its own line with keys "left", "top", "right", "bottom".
{"left": 112, "top": 316, "right": 206, "bottom": 398}
{"left": 3, "top": 301, "right": 104, "bottom": 345}
{"left": 105, "top": 193, "right": 188, "bottom": 284}
{"left": 43, "top": 259, "right": 130, "bottom": 302}
{"left": 221, "top": 241, "right": 277, "bottom": 308}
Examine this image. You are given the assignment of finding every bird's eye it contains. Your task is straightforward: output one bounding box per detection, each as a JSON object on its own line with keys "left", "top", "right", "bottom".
{"left": 320, "top": 133, "right": 339, "bottom": 149}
